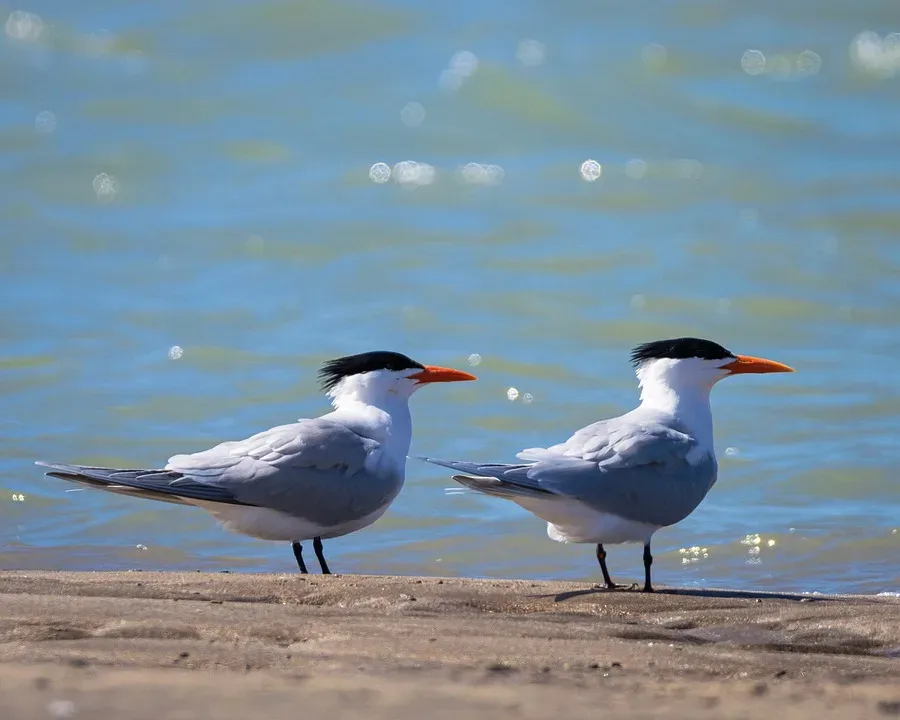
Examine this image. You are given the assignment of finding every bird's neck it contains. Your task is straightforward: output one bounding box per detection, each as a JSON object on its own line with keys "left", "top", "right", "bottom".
{"left": 328, "top": 381, "right": 413, "bottom": 460}
{"left": 637, "top": 370, "right": 715, "bottom": 452}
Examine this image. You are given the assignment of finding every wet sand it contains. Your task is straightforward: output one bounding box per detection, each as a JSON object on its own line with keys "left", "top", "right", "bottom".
{"left": 0, "top": 571, "right": 898, "bottom": 718}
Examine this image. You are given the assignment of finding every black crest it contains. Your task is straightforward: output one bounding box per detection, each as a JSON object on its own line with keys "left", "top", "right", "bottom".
{"left": 630, "top": 338, "right": 735, "bottom": 367}
{"left": 318, "top": 351, "right": 425, "bottom": 391}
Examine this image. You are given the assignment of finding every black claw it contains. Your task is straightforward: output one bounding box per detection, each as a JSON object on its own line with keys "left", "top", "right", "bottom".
{"left": 292, "top": 541, "right": 308, "bottom": 574}
{"left": 313, "top": 536, "right": 331, "bottom": 575}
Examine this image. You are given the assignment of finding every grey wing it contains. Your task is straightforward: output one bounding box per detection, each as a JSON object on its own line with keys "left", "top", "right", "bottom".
{"left": 424, "top": 420, "right": 717, "bottom": 527}
{"left": 35, "top": 462, "right": 243, "bottom": 505}
{"left": 167, "top": 419, "right": 399, "bottom": 525}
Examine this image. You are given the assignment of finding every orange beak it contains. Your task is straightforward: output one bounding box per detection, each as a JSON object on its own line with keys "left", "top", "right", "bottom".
{"left": 409, "top": 365, "right": 477, "bottom": 384}
{"left": 720, "top": 354, "right": 795, "bottom": 375}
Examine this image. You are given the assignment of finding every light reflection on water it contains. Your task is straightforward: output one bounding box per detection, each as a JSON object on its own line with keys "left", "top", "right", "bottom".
{"left": 1, "top": 0, "right": 899, "bottom": 595}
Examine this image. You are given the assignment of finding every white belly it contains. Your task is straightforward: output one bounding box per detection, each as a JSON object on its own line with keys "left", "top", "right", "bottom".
{"left": 190, "top": 500, "right": 391, "bottom": 542}
{"left": 513, "top": 496, "right": 659, "bottom": 545}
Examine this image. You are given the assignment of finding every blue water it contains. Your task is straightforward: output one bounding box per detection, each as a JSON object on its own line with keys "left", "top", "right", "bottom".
{"left": 1, "top": 0, "right": 898, "bottom": 594}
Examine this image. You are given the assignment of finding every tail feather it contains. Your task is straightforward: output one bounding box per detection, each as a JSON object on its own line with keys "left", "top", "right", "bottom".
{"left": 415, "top": 456, "right": 556, "bottom": 501}
{"left": 415, "top": 455, "right": 531, "bottom": 478}
{"left": 451, "top": 474, "right": 552, "bottom": 500}
{"left": 35, "top": 461, "right": 238, "bottom": 506}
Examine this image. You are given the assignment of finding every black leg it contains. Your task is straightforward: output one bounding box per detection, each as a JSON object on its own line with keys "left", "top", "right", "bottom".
{"left": 292, "top": 541, "right": 308, "bottom": 574}
{"left": 313, "top": 536, "right": 331, "bottom": 575}
{"left": 642, "top": 542, "right": 654, "bottom": 593}
{"left": 596, "top": 544, "right": 616, "bottom": 588}
{"left": 595, "top": 544, "right": 637, "bottom": 590}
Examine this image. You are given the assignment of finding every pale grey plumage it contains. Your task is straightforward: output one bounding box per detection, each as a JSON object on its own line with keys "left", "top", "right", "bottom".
{"left": 38, "top": 418, "right": 401, "bottom": 530}
{"left": 421, "top": 407, "right": 717, "bottom": 529}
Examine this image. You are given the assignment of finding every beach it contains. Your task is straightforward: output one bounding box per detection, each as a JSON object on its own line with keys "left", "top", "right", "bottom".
{"left": 0, "top": 571, "right": 898, "bottom": 718}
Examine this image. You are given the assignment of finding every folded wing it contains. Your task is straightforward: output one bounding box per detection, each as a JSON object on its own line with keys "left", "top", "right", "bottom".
{"left": 422, "top": 418, "right": 717, "bottom": 528}
{"left": 38, "top": 418, "right": 398, "bottom": 525}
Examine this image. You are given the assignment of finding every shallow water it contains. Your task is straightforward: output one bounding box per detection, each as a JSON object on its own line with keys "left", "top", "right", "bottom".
{"left": 1, "top": 0, "right": 898, "bottom": 594}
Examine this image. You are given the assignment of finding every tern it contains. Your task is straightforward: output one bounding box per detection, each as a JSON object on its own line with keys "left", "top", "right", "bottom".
{"left": 37, "top": 351, "right": 476, "bottom": 574}
{"left": 420, "top": 338, "right": 793, "bottom": 592}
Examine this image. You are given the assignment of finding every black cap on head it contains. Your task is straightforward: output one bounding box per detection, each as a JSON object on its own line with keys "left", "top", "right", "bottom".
{"left": 630, "top": 338, "right": 736, "bottom": 367}
{"left": 319, "top": 351, "right": 425, "bottom": 391}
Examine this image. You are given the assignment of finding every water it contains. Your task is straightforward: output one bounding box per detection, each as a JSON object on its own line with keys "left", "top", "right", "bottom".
{"left": 1, "top": 0, "right": 898, "bottom": 595}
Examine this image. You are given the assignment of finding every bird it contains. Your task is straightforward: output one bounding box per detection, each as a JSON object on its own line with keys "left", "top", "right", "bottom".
{"left": 37, "top": 351, "right": 476, "bottom": 574}
{"left": 419, "top": 337, "right": 794, "bottom": 592}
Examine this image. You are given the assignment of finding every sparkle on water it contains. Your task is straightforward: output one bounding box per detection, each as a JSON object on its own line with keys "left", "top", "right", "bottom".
{"left": 579, "top": 159, "right": 602, "bottom": 182}
{"left": 516, "top": 39, "right": 546, "bottom": 67}
{"left": 1, "top": 0, "right": 898, "bottom": 596}
{"left": 400, "top": 101, "right": 426, "bottom": 127}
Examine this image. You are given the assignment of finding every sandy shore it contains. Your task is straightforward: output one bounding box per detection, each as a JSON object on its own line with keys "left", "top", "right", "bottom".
{"left": 0, "top": 571, "right": 898, "bottom": 718}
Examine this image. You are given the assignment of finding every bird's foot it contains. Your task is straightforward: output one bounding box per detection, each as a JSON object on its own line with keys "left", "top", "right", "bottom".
{"left": 592, "top": 582, "right": 639, "bottom": 591}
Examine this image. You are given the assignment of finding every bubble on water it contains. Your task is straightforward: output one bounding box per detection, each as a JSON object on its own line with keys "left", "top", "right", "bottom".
{"left": 522, "top": 392, "right": 534, "bottom": 404}
{"left": 630, "top": 294, "right": 646, "bottom": 310}
{"left": 679, "top": 545, "right": 708, "bottom": 564}
{"left": 467, "top": 353, "right": 482, "bottom": 367}
{"left": 506, "top": 387, "right": 519, "bottom": 401}
{"left": 168, "top": 345, "right": 184, "bottom": 360}
{"left": 440, "top": 50, "right": 479, "bottom": 91}
{"left": 767, "top": 539, "right": 776, "bottom": 547}
{"left": 393, "top": 160, "right": 436, "bottom": 187}
{"left": 579, "top": 159, "right": 602, "bottom": 182}
{"left": 741, "top": 534, "right": 762, "bottom": 546}
{"left": 438, "top": 69, "right": 464, "bottom": 92}
{"left": 400, "top": 101, "right": 426, "bottom": 127}
{"left": 625, "top": 159, "right": 647, "bottom": 180}
{"left": 893, "top": 528, "right": 898, "bottom": 535}
{"left": 11, "top": 494, "right": 24, "bottom": 502}
{"left": 741, "top": 49, "right": 767, "bottom": 75}
{"left": 5, "top": 10, "right": 43, "bottom": 41}
{"left": 796, "top": 49, "right": 822, "bottom": 76}
{"left": 35, "top": 110, "right": 57, "bottom": 134}
{"left": 789, "top": 527, "right": 796, "bottom": 533}
{"left": 642, "top": 43, "right": 668, "bottom": 70}
{"left": 850, "top": 31, "right": 900, "bottom": 78}
{"left": 516, "top": 39, "right": 546, "bottom": 67}
{"left": 724, "top": 446, "right": 738, "bottom": 456}
{"left": 460, "top": 162, "right": 504, "bottom": 186}
{"left": 368, "top": 162, "right": 391, "bottom": 184}
{"left": 450, "top": 50, "right": 479, "bottom": 77}
{"left": 92, "top": 172, "right": 119, "bottom": 201}
{"left": 136, "top": 543, "right": 148, "bottom": 551}
{"left": 47, "top": 700, "right": 76, "bottom": 718}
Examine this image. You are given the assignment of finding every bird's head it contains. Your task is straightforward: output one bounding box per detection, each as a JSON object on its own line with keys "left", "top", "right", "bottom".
{"left": 319, "top": 351, "right": 477, "bottom": 407}
{"left": 631, "top": 337, "right": 794, "bottom": 395}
